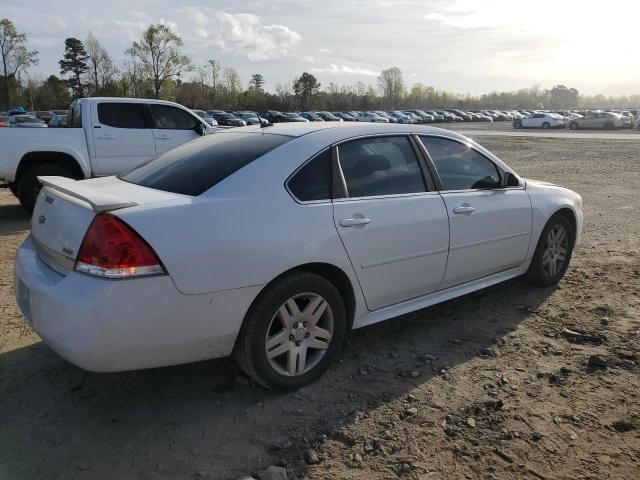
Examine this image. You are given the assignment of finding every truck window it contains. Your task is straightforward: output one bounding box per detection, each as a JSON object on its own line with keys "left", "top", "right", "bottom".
{"left": 150, "top": 105, "right": 199, "bottom": 130}
{"left": 98, "top": 103, "right": 147, "bottom": 129}
{"left": 67, "top": 102, "right": 82, "bottom": 128}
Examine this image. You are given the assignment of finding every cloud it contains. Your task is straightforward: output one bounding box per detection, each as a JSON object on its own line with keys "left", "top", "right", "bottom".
{"left": 318, "top": 48, "right": 331, "bottom": 54}
{"left": 311, "top": 64, "right": 378, "bottom": 76}
{"left": 184, "top": 8, "right": 301, "bottom": 61}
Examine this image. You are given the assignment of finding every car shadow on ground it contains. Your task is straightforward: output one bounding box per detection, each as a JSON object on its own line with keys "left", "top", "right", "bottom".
{"left": 0, "top": 277, "right": 556, "bottom": 480}
{"left": 0, "top": 202, "right": 30, "bottom": 237}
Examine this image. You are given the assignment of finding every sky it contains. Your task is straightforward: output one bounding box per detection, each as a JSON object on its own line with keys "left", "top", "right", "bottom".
{"left": 3, "top": 0, "right": 640, "bottom": 96}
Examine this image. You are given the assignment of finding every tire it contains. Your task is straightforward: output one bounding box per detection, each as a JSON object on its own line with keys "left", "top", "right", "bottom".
{"left": 541, "top": 122, "right": 550, "bottom": 129}
{"left": 514, "top": 121, "right": 522, "bottom": 129}
{"left": 234, "top": 271, "right": 347, "bottom": 391}
{"left": 526, "top": 214, "right": 575, "bottom": 287}
{"left": 604, "top": 122, "right": 614, "bottom": 130}
{"left": 8, "top": 182, "right": 17, "bottom": 196}
{"left": 569, "top": 122, "right": 579, "bottom": 130}
{"left": 16, "top": 164, "right": 76, "bottom": 213}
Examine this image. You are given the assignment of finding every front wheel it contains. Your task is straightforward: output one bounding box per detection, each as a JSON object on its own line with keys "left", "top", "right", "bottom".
{"left": 526, "top": 214, "right": 575, "bottom": 287}
{"left": 569, "top": 122, "right": 579, "bottom": 130}
{"left": 514, "top": 121, "right": 522, "bottom": 129}
{"left": 541, "top": 122, "right": 550, "bottom": 129}
{"left": 234, "top": 272, "right": 347, "bottom": 391}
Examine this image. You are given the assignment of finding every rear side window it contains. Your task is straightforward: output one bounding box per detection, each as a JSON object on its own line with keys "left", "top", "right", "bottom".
{"left": 120, "top": 133, "right": 291, "bottom": 196}
{"left": 151, "top": 104, "right": 199, "bottom": 130}
{"left": 98, "top": 103, "right": 147, "bottom": 129}
{"left": 288, "top": 150, "right": 332, "bottom": 202}
{"left": 420, "top": 136, "right": 501, "bottom": 190}
{"left": 338, "top": 136, "right": 425, "bottom": 198}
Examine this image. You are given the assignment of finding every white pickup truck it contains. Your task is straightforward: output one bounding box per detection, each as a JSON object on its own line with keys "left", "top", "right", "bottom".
{"left": 0, "top": 97, "right": 215, "bottom": 211}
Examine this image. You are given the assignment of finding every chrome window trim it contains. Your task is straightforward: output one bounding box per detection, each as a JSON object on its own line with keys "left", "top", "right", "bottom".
{"left": 333, "top": 191, "right": 441, "bottom": 203}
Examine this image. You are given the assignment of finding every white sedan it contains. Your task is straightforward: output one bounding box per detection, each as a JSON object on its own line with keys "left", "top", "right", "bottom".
{"left": 15, "top": 123, "right": 582, "bottom": 390}
{"left": 351, "top": 111, "right": 389, "bottom": 123}
{"left": 514, "top": 113, "right": 566, "bottom": 129}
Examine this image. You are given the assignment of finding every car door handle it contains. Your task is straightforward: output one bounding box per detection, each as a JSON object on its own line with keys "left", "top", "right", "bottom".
{"left": 339, "top": 217, "right": 371, "bottom": 227}
{"left": 155, "top": 135, "right": 171, "bottom": 140}
{"left": 97, "top": 135, "right": 115, "bottom": 140}
{"left": 453, "top": 205, "right": 475, "bottom": 215}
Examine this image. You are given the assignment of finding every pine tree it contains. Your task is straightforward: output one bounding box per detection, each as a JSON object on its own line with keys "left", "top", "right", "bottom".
{"left": 59, "top": 38, "right": 88, "bottom": 98}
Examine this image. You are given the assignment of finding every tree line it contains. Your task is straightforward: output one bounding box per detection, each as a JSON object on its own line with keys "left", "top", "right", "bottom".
{"left": 2, "top": 17, "right": 640, "bottom": 113}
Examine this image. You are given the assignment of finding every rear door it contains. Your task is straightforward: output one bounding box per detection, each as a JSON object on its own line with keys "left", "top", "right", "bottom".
{"left": 419, "top": 136, "right": 532, "bottom": 288}
{"left": 332, "top": 135, "right": 449, "bottom": 310}
{"left": 91, "top": 102, "right": 157, "bottom": 176}
{"left": 150, "top": 104, "right": 202, "bottom": 154}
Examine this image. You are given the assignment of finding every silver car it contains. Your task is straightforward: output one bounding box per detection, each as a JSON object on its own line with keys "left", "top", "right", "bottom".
{"left": 568, "top": 112, "right": 628, "bottom": 130}
{"left": 9, "top": 115, "right": 47, "bottom": 128}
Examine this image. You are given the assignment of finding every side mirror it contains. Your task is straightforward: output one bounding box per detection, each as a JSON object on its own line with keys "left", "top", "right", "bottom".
{"left": 195, "top": 123, "right": 206, "bottom": 136}
{"left": 503, "top": 171, "right": 520, "bottom": 187}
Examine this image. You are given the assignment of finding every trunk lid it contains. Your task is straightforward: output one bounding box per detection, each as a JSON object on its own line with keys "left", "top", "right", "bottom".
{"left": 30, "top": 176, "right": 184, "bottom": 275}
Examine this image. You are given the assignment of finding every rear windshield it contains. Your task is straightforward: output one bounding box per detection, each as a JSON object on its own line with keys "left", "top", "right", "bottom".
{"left": 120, "top": 132, "right": 291, "bottom": 196}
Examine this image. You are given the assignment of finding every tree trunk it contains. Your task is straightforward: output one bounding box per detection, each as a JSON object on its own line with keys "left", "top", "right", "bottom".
{"left": 2, "top": 56, "right": 9, "bottom": 109}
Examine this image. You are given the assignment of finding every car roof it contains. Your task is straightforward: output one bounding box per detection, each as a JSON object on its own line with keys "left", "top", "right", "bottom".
{"left": 235, "top": 122, "right": 475, "bottom": 143}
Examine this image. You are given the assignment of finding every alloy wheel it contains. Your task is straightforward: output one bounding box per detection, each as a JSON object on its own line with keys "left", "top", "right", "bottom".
{"left": 542, "top": 224, "right": 569, "bottom": 278}
{"left": 265, "top": 293, "right": 334, "bottom": 376}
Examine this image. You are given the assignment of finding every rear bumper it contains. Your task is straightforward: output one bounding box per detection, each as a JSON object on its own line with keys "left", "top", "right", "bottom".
{"left": 14, "top": 235, "right": 262, "bottom": 372}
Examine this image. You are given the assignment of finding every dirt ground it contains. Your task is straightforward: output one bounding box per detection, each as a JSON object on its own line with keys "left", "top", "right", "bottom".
{"left": 0, "top": 135, "right": 639, "bottom": 480}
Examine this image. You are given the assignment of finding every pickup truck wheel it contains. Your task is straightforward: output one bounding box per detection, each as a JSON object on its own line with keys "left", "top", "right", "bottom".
{"left": 16, "top": 164, "right": 76, "bottom": 213}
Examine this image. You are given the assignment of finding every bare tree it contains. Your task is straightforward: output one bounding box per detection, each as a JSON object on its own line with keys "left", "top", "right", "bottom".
{"left": 85, "top": 32, "right": 116, "bottom": 95}
{"left": 126, "top": 24, "right": 192, "bottom": 99}
{"left": 207, "top": 59, "right": 220, "bottom": 100}
{"left": 0, "top": 18, "right": 38, "bottom": 108}
{"left": 377, "top": 67, "right": 404, "bottom": 108}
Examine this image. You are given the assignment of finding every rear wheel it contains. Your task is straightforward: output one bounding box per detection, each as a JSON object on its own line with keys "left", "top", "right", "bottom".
{"left": 542, "top": 122, "right": 550, "bottom": 129}
{"left": 526, "top": 214, "right": 575, "bottom": 287}
{"left": 569, "top": 122, "right": 579, "bottom": 130}
{"left": 514, "top": 120, "right": 522, "bottom": 129}
{"left": 234, "top": 272, "right": 347, "bottom": 391}
{"left": 604, "top": 122, "right": 615, "bottom": 129}
{"left": 16, "top": 164, "right": 76, "bottom": 213}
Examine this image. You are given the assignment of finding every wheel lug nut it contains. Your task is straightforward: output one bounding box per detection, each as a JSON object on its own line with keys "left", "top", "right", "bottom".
{"left": 289, "top": 335, "right": 294, "bottom": 341}
{"left": 303, "top": 322, "right": 308, "bottom": 327}
{"left": 305, "top": 333, "right": 310, "bottom": 338}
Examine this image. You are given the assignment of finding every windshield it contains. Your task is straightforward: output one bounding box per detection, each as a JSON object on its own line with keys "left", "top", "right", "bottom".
{"left": 120, "top": 132, "right": 292, "bottom": 196}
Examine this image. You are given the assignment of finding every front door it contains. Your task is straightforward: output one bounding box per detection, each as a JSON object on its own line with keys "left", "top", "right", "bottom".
{"left": 332, "top": 135, "right": 449, "bottom": 310}
{"left": 91, "top": 102, "right": 157, "bottom": 176}
{"left": 419, "top": 135, "right": 532, "bottom": 288}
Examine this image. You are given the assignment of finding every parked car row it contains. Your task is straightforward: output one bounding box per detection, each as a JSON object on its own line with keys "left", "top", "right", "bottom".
{"left": 513, "top": 110, "right": 636, "bottom": 130}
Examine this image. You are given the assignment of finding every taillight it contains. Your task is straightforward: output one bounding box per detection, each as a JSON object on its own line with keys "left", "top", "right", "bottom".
{"left": 74, "top": 214, "right": 165, "bottom": 279}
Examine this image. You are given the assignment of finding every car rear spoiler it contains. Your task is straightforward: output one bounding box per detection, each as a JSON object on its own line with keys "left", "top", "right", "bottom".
{"left": 37, "top": 176, "right": 138, "bottom": 212}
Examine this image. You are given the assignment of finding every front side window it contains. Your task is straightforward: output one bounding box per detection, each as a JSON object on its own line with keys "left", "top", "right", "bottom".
{"left": 338, "top": 136, "right": 426, "bottom": 198}
{"left": 98, "top": 103, "right": 147, "bottom": 129}
{"left": 420, "top": 136, "right": 501, "bottom": 190}
{"left": 150, "top": 104, "right": 199, "bottom": 130}
{"left": 288, "top": 150, "right": 332, "bottom": 202}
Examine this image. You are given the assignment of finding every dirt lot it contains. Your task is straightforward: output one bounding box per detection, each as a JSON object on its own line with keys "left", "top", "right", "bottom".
{"left": 1, "top": 136, "right": 639, "bottom": 480}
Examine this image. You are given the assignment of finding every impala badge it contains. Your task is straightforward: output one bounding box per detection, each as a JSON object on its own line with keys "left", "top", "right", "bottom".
{"left": 38, "top": 215, "right": 46, "bottom": 225}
